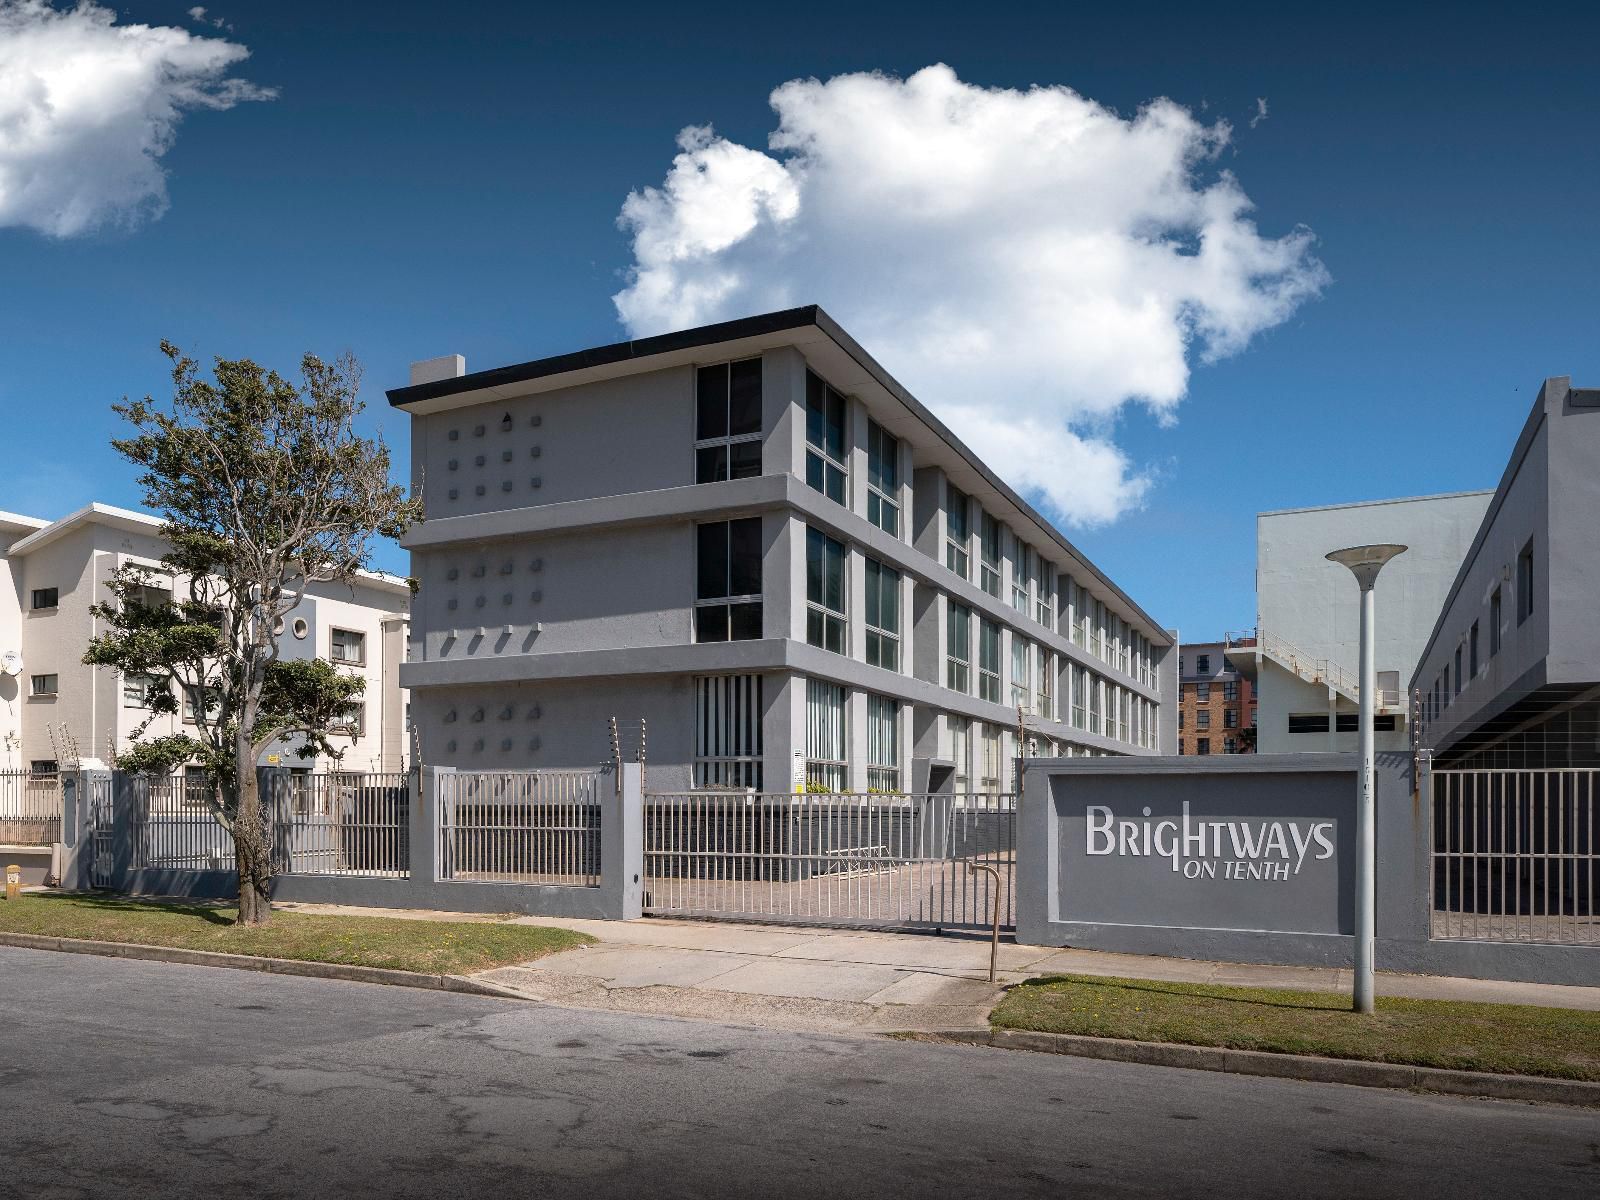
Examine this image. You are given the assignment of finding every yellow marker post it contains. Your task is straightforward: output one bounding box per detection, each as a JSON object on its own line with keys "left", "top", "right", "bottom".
{"left": 4, "top": 864, "right": 21, "bottom": 901}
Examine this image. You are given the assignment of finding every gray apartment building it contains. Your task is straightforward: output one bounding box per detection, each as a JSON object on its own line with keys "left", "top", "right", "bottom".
{"left": 1414, "top": 376, "right": 1600, "bottom": 767}
{"left": 387, "top": 306, "right": 1176, "bottom": 794}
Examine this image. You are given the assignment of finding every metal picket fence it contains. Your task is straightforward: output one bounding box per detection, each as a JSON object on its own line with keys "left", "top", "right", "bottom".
{"left": 280, "top": 773, "right": 410, "bottom": 877}
{"left": 643, "top": 791, "right": 1016, "bottom": 930}
{"left": 438, "top": 770, "right": 602, "bottom": 886}
{"left": 1431, "top": 767, "right": 1598, "bottom": 945}
{"left": 0, "top": 770, "right": 61, "bottom": 843}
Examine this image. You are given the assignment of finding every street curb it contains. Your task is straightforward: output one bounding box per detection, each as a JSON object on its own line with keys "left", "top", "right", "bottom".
{"left": 0, "top": 930, "right": 532, "bottom": 1001}
{"left": 913, "top": 1029, "right": 1600, "bottom": 1108}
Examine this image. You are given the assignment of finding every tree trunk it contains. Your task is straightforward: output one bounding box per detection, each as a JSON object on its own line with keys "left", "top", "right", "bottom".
{"left": 233, "top": 740, "right": 272, "bottom": 926}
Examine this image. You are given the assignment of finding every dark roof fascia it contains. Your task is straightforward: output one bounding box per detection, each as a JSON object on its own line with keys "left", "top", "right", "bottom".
{"left": 386, "top": 304, "right": 1172, "bottom": 646}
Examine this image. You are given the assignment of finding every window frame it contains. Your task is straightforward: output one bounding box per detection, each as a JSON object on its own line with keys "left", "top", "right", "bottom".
{"left": 694, "top": 518, "right": 764, "bottom": 643}
{"left": 977, "top": 618, "right": 1002, "bottom": 703}
{"left": 946, "top": 602, "right": 971, "bottom": 693}
{"left": 123, "top": 671, "right": 163, "bottom": 709}
{"left": 945, "top": 484, "right": 970, "bottom": 579}
{"left": 693, "top": 674, "right": 764, "bottom": 790}
{"left": 866, "top": 693, "right": 901, "bottom": 792}
{"left": 329, "top": 626, "right": 367, "bottom": 667}
{"left": 1516, "top": 539, "right": 1534, "bottom": 625}
{"left": 694, "top": 358, "right": 764, "bottom": 485}
{"left": 865, "top": 419, "right": 901, "bottom": 537}
{"left": 804, "top": 370, "right": 849, "bottom": 505}
{"left": 863, "top": 558, "right": 900, "bottom": 672}
{"left": 805, "top": 527, "right": 847, "bottom": 655}
{"left": 979, "top": 513, "right": 1002, "bottom": 598}
{"left": 30, "top": 587, "right": 58, "bottom": 611}
{"left": 804, "top": 678, "right": 848, "bottom": 792}
{"left": 30, "top": 673, "right": 59, "bottom": 698}
{"left": 1489, "top": 587, "right": 1503, "bottom": 657}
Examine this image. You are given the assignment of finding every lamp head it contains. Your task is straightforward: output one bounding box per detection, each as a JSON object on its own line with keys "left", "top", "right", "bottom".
{"left": 1326, "top": 544, "right": 1408, "bottom": 590}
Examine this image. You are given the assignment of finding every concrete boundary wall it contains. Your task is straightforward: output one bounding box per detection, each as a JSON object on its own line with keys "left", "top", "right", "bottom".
{"left": 59, "top": 765, "right": 643, "bottom": 922}
{"left": 1019, "top": 754, "right": 1597, "bottom": 987}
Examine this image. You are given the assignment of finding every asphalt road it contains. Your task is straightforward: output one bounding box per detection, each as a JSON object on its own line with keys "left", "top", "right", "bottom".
{"left": 1, "top": 948, "right": 1595, "bottom": 1199}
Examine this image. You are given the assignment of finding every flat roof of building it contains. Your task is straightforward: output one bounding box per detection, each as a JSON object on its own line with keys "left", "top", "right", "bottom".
{"left": 385, "top": 305, "right": 1173, "bottom": 644}
{"left": 1257, "top": 489, "right": 1494, "bottom": 520}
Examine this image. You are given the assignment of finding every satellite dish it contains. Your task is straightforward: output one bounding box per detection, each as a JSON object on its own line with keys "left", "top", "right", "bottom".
{"left": 0, "top": 650, "right": 21, "bottom": 677}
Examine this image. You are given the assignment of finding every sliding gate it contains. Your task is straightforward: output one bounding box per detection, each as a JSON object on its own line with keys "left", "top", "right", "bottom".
{"left": 643, "top": 791, "right": 1015, "bottom": 932}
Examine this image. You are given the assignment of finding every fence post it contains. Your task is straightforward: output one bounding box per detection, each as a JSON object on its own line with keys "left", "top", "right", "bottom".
{"left": 602, "top": 762, "right": 644, "bottom": 920}
{"left": 110, "top": 771, "right": 139, "bottom": 892}
{"left": 57, "top": 769, "right": 103, "bottom": 891}
{"left": 414, "top": 766, "right": 449, "bottom": 884}
{"left": 258, "top": 767, "right": 291, "bottom": 874}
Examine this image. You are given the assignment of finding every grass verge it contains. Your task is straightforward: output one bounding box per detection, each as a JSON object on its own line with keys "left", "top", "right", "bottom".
{"left": 992, "top": 974, "right": 1600, "bottom": 1082}
{"left": 0, "top": 893, "right": 594, "bottom": 975}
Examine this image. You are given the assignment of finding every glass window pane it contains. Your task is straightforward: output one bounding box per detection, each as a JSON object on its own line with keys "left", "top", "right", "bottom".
{"left": 825, "top": 615, "right": 844, "bottom": 655}
{"left": 695, "top": 604, "right": 729, "bottom": 642}
{"left": 729, "top": 359, "right": 762, "bottom": 435}
{"left": 729, "top": 602, "right": 763, "bottom": 640}
{"left": 825, "top": 464, "right": 844, "bottom": 504}
{"left": 696, "top": 445, "right": 727, "bottom": 484}
{"left": 728, "top": 440, "right": 762, "bottom": 479}
{"left": 697, "top": 522, "right": 728, "bottom": 600}
{"left": 806, "top": 528, "right": 825, "bottom": 605}
{"left": 825, "top": 538, "right": 844, "bottom": 612}
{"left": 806, "top": 452, "right": 825, "bottom": 494}
{"left": 696, "top": 364, "right": 728, "bottom": 440}
{"left": 806, "top": 372, "right": 827, "bottom": 449}
{"left": 729, "top": 517, "right": 762, "bottom": 596}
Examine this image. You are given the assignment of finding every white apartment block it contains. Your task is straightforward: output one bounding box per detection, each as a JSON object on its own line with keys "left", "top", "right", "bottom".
{"left": 389, "top": 306, "right": 1177, "bottom": 794}
{"left": 0, "top": 503, "right": 411, "bottom": 776}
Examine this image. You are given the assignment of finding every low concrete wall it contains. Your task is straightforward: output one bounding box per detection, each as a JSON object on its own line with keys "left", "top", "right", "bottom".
{"left": 1019, "top": 753, "right": 1597, "bottom": 987}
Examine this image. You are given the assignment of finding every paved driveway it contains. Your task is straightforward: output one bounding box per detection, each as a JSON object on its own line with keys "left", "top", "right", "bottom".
{"left": 3, "top": 947, "right": 1597, "bottom": 1199}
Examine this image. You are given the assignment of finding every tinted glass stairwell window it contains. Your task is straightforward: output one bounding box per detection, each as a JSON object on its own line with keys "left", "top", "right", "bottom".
{"left": 695, "top": 359, "right": 763, "bottom": 483}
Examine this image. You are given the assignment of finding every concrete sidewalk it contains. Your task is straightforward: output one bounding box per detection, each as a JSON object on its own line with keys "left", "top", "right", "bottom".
{"left": 277, "top": 903, "right": 1600, "bottom": 1035}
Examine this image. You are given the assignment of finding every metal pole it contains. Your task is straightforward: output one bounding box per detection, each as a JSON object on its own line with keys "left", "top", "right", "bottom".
{"left": 1355, "top": 579, "right": 1377, "bottom": 1015}
{"left": 968, "top": 861, "right": 1001, "bottom": 983}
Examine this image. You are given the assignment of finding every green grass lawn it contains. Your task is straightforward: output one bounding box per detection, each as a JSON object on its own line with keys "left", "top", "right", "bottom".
{"left": 0, "top": 893, "right": 594, "bottom": 975}
{"left": 992, "top": 974, "right": 1600, "bottom": 1082}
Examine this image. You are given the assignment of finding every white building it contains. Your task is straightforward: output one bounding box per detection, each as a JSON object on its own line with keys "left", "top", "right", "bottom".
{"left": 0, "top": 503, "right": 411, "bottom": 775}
{"left": 1226, "top": 491, "right": 1492, "bottom": 755}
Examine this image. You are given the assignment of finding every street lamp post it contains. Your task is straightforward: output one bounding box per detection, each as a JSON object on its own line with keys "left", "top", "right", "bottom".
{"left": 1325, "top": 543, "right": 1407, "bottom": 1015}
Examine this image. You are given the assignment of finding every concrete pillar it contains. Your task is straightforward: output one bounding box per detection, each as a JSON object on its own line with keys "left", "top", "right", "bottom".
{"left": 58, "top": 769, "right": 106, "bottom": 891}
{"left": 847, "top": 687, "right": 869, "bottom": 793}
{"left": 415, "top": 765, "right": 451, "bottom": 881}
{"left": 603, "top": 762, "right": 645, "bottom": 919}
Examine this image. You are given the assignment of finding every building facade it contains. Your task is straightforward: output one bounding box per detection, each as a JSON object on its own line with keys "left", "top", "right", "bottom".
{"left": 1413, "top": 377, "right": 1600, "bottom": 767}
{"left": 389, "top": 306, "right": 1177, "bottom": 794}
{"left": 1227, "top": 490, "right": 1492, "bottom": 755}
{"left": 0, "top": 504, "right": 411, "bottom": 775}
{"left": 1177, "top": 640, "right": 1255, "bottom": 755}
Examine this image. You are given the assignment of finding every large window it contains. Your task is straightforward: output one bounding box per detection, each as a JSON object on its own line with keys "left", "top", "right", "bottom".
{"left": 1087, "top": 672, "right": 1102, "bottom": 734}
{"left": 805, "top": 679, "right": 847, "bottom": 792}
{"left": 945, "top": 485, "right": 970, "bottom": 579}
{"left": 1490, "top": 587, "right": 1503, "bottom": 656}
{"left": 947, "top": 715, "right": 971, "bottom": 793}
{"left": 978, "top": 618, "right": 1001, "bottom": 703}
{"left": 1010, "top": 635, "right": 1031, "bottom": 711}
{"left": 979, "top": 723, "right": 1003, "bottom": 796}
{"left": 979, "top": 513, "right": 1002, "bottom": 597}
{"left": 330, "top": 627, "right": 366, "bottom": 666}
{"left": 695, "top": 359, "right": 763, "bottom": 484}
{"left": 805, "top": 370, "right": 847, "bottom": 504}
{"left": 1037, "top": 649, "right": 1055, "bottom": 720}
{"left": 695, "top": 518, "right": 763, "bottom": 642}
{"left": 694, "top": 674, "right": 763, "bottom": 790}
{"left": 866, "top": 420, "right": 900, "bottom": 536}
{"left": 806, "top": 528, "right": 847, "bottom": 654}
{"left": 863, "top": 558, "right": 900, "bottom": 671}
{"left": 867, "top": 694, "right": 901, "bottom": 792}
{"left": 1035, "top": 562, "right": 1055, "bottom": 630}
{"left": 1011, "top": 542, "right": 1029, "bottom": 613}
{"left": 946, "top": 602, "right": 971, "bottom": 693}
{"left": 1072, "top": 664, "right": 1088, "bottom": 729}
{"left": 1516, "top": 539, "right": 1534, "bottom": 624}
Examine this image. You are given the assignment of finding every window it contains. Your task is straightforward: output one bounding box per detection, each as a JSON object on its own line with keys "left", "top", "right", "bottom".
{"left": 805, "top": 679, "right": 847, "bottom": 791}
{"left": 330, "top": 628, "right": 366, "bottom": 666}
{"left": 123, "top": 672, "right": 162, "bottom": 709}
{"left": 945, "top": 601, "right": 972, "bottom": 693}
{"left": 1178, "top": 708, "right": 1185, "bottom": 729}
{"left": 979, "top": 723, "right": 1003, "bottom": 796}
{"left": 1223, "top": 679, "right": 1239, "bottom": 702}
{"left": 30, "top": 674, "right": 58, "bottom": 697}
{"left": 695, "top": 359, "right": 763, "bottom": 483}
{"left": 1196, "top": 737, "right": 1210, "bottom": 755}
{"left": 1069, "top": 579, "right": 1088, "bottom": 648}
{"left": 1454, "top": 646, "right": 1463, "bottom": 697}
{"left": 29, "top": 760, "right": 58, "bottom": 776}
{"left": 1470, "top": 622, "right": 1480, "bottom": 679}
{"left": 1091, "top": 599, "right": 1106, "bottom": 660}
{"left": 132, "top": 583, "right": 171, "bottom": 610}
{"left": 1072, "top": 664, "right": 1089, "bottom": 729}
{"left": 1035, "top": 563, "right": 1055, "bottom": 630}
{"left": 30, "top": 587, "right": 58, "bottom": 610}
{"left": 978, "top": 618, "right": 1001, "bottom": 703}
{"left": 1224, "top": 709, "right": 1239, "bottom": 729}
{"left": 805, "top": 370, "right": 847, "bottom": 504}
{"left": 1037, "top": 649, "right": 1055, "bottom": 720}
{"left": 1517, "top": 539, "right": 1534, "bottom": 624}
{"left": 1011, "top": 542, "right": 1029, "bottom": 613}
{"left": 694, "top": 674, "right": 763, "bottom": 790}
{"left": 979, "top": 514, "right": 1002, "bottom": 597}
{"left": 182, "top": 685, "right": 214, "bottom": 725}
{"left": 867, "top": 694, "right": 901, "bottom": 792}
{"left": 1289, "top": 713, "right": 1330, "bottom": 734}
{"left": 1196, "top": 709, "right": 1211, "bottom": 730}
{"left": 945, "top": 485, "right": 970, "bottom": 578}
{"left": 1087, "top": 672, "right": 1102, "bottom": 734}
{"left": 1010, "top": 636, "right": 1030, "bottom": 710}
{"left": 947, "top": 715, "right": 972, "bottom": 793}
{"left": 1490, "top": 587, "right": 1503, "bottom": 656}
{"left": 1224, "top": 738, "right": 1236, "bottom": 754}
{"left": 805, "top": 528, "right": 847, "bottom": 654}
{"left": 1442, "top": 662, "right": 1450, "bottom": 703}
{"left": 1196, "top": 653, "right": 1211, "bottom": 673}
{"left": 695, "top": 518, "right": 763, "bottom": 642}
{"left": 1335, "top": 713, "right": 1398, "bottom": 733}
{"left": 866, "top": 421, "right": 900, "bottom": 536}
{"left": 337, "top": 702, "right": 366, "bottom": 737}
{"left": 863, "top": 559, "right": 900, "bottom": 671}
{"left": 1196, "top": 681, "right": 1211, "bottom": 702}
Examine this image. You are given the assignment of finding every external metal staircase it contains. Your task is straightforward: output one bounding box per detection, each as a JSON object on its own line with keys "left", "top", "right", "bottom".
{"left": 1225, "top": 629, "right": 1402, "bottom": 712}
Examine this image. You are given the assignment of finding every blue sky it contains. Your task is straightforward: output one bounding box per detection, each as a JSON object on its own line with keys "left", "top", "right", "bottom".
{"left": 2, "top": 1, "right": 1597, "bottom": 641}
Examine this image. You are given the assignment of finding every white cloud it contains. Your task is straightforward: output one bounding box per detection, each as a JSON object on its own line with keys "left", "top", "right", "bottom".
{"left": 0, "top": 0, "right": 272, "bottom": 237}
{"left": 614, "top": 64, "right": 1327, "bottom": 526}
{"left": 1251, "top": 97, "right": 1269, "bottom": 128}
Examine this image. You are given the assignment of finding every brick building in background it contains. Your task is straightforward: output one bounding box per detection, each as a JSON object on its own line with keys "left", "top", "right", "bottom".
{"left": 1178, "top": 639, "right": 1255, "bottom": 754}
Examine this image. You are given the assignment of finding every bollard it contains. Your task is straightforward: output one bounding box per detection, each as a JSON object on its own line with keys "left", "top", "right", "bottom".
{"left": 4, "top": 863, "right": 21, "bottom": 901}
